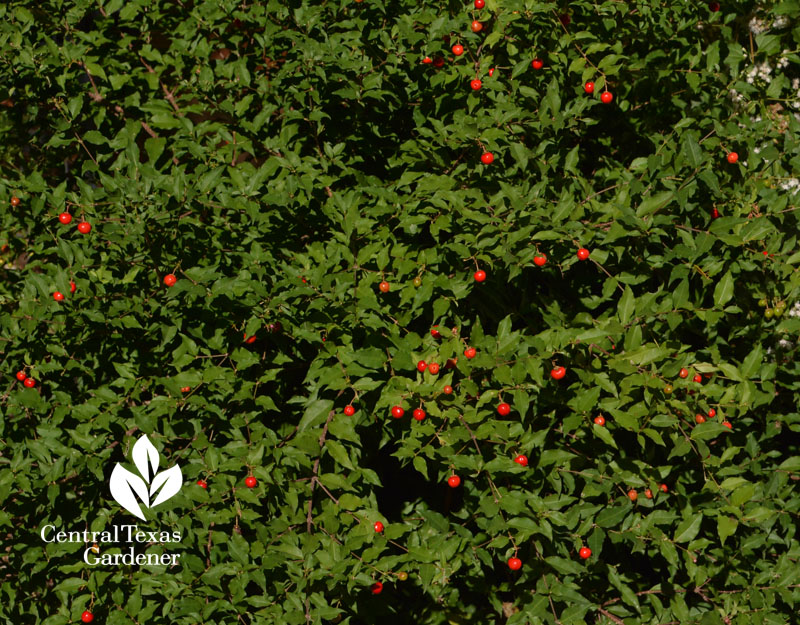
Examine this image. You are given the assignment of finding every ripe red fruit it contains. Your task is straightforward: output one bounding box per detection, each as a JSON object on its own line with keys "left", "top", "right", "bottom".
{"left": 244, "top": 333, "right": 256, "bottom": 344}
{"left": 445, "top": 357, "right": 458, "bottom": 369}
{"left": 379, "top": 280, "right": 390, "bottom": 293}
{"left": 514, "top": 455, "right": 528, "bottom": 467}
{"left": 679, "top": 368, "right": 689, "bottom": 379}
{"left": 644, "top": 488, "right": 653, "bottom": 499}
{"left": 708, "top": 408, "right": 716, "bottom": 418}
{"left": 413, "top": 408, "right": 426, "bottom": 421}
{"left": 370, "top": 582, "right": 383, "bottom": 595}
{"left": 181, "top": 386, "right": 191, "bottom": 393}
{"left": 471, "top": 20, "right": 482, "bottom": 32}
{"left": 24, "top": 378, "right": 36, "bottom": 388}
{"left": 58, "top": 212, "right": 72, "bottom": 224}
{"left": 531, "top": 58, "right": 543, "bottom": 70}
{"left": 551, "top": 366, "right": 566, "bottom": 380}
{"left": 727, "top": 152, "right": 738, "bottom": 164}
{"left": 470, "top": 79, "right": 482, "bottom": 91}
{"left": 709, "top": 1, "right": 720, "bottom": 11}
{"left": 15, "top": 371, "right": 26, "bottom": 381}
{"left": 584, "top": 81, "right": 594, "bottom": 94}
{"left": 245, "top": 476, "right": 257, "bottom": 488}
{"left": 474, "top": 270, "right": 486, "bottom": 282}
{"left": 10, "top": 196, "right": 20, "bottom": 207}
{"left": 70, "top": 281, "right": 76, "bottom": 293}
{"left": 722, "top": 420, "right": 732, "bottom": 429}
{"left": 507, "top": 557, "right": 522, "bottom": 570}
{"left": 464, "top": 347, "right": 477, "bottom": 359}
{"left": 577, "top": 248, "right": 590, "bottom": 260}
{"left": 693, "top": 374, "right": 702, "bottom": 383}
{"left": 427, "top": 362, "right": 440, "bottom": 375}
{"left": 488, "top": 67, "right": 495, "bottom": 77}
{"left": 53, "top": 291, "right": 64, "bottom": 302}
{"left": 628, "top": 489, "right": 638, "bottom": 501}
{"left": 433, "top": 56, "right": 445, "bottom": 68}
{"left": 197, "top": 480, "right": 208, "bottom": 489}
{"left": 447, "top": 475, "right": 461, "bottom": 488}
{"left": 534, "top": 254, "right": 547, "bottom": 266}
{"left": 422, "top": 56, "right": 432, "bottom": 64}
{"left": 593, "top": 415, "right": 605, "bottom": 426}
{"left": 480, "top": 152, "right": 494, "bottom": 165}
{"left": 711, "top": 208, "right": 720, "bottom": 219}
{"left": 452, "top": 44, "right": 464, "bottom": 56}
{"left": 344, "top": 405, "right": 356, "bottom": 416}
{"left": 695, "top": 414, "right": 706, "bottom": 424}
{"left": 77, "top": 221, "right": 92, "bottom": 234}
{"left": 579, "top": 547, "right": 591, "bottom": 559}
{"left": 417, "top": 360, "right": 428, "bottom": 372}
{"left": 474, "top": 0, "right": 484, "bottom": 8}
{"left": 443, "top": 385, "right": 453, "bottom": 395}
{"left": 431, "top": 326, "right": 441, "bottom": 339}
{"left": 601, "top": 91, "right": 613, "bottom": 103}
{"left": 497, "top": 403, "right": 510, "bottom": 416}
{"left": 81, "top": 611, "right": 94, "bottom": 623}
{"left": 659, "top": 483, "right": 668, "bottom": 493}
{"left": 374, "top": 521, "right": 384, "bottom": 533}
{"left": 164, "top": 274, "right": 177, "bottom": 287}
{"left": 391, "top": 405, "right": 405, "bottom": 419}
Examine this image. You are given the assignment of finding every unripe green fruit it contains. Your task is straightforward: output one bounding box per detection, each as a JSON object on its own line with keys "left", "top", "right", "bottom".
{"left": 758, "top": 298, "right": 767, "bottom": 307}
{"left": 664, "top": 384, "right": 673, "bottom": 394}
{"left": 413, "top": 277, "right": 422, "bottom": 287}
{"left": 397, "top": 571, "right": 408, "bottom": 581}
{"left": 764, "top": 308, "right": 774, "bottom": 319}
{"left": 774, "top": 307, "right": 784, "bottom": 317}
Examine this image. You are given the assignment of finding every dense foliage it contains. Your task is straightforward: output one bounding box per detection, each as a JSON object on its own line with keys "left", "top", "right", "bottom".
{"left": 2, "top": 0, "right": 800, "bottom": 623}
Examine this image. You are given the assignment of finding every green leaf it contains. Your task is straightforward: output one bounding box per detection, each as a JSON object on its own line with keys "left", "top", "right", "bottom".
{"left": 673, "top": 514, "right": 703, "bottom": 543}
{"left": 713, "top": 271, "right": 734, "bottom": 307}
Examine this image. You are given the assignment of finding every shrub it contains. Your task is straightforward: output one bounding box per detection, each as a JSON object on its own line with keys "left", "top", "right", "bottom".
{"left": 1, "top": 1, "right": 800, "bottom": 624}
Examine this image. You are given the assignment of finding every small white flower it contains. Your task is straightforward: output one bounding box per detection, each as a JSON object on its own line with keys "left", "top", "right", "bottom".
{"left": 778, "top": 338, "right": 794, "bottom": 350}
{"left": 749, "top": 17, "right": 768, "bottom": 34}
{"left": 773, "top": 15, "right": 790, "bottom": 29}
{"left": 788, "top": 302, "right": 800, "bottom": 318}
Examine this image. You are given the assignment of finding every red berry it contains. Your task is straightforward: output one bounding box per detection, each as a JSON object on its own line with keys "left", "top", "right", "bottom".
{"left": 245, "top": 476, "right": 257, "bottom": 488}
{"left": 470, "top": 79, "right": 482, "bottom": 91}
{"left": 497, "top": 403, "right": 510, "bottom": 416}
{"left": 452, "top": 44, "right": 464, "bottom": 56}
{"left": 53, "top": 291, "right": 64, "bottom": 302}
{"left": 474, "top": 0, "right": 484, "bottom": 8}
{"left": 551, "top": 366, "right": 566, "bottom": 380}
{"left": 601, "top": 91, "right": 613, "bottom": 104}
{"left": 480, "top": 152, "right": 494, "bottom": 165}
{"left": 24, "top": 377, "right": 35, "bottom": 388}
{"left": 464, "top": 347, "right": 477, "bottom": 359}
{"left": 379, "top": 280, "right": 390, "bottom": 293}
{"left": 244, "top": 333, "right": 257, "bottom": 344}
{"left": 427, "top": 362, "right": 440, "bottom": 375}
{"left": 70, "top": 281, "right": 76, "bottom": 293}
{"left": 373, "top": 521, "right": 384, "bottom": 533}
{"left": 628, "top": 489, "right": 638, "bottom": 501}
{"left": 722, "top": 420, "right": 732, "bottom": 429}
{"left": 474, "top": 270, "right": 486, "bottom": 282}
{"left": 77, "top": 221, "right": 92, "bottom": 234}
{"left": 58, "top": 212, "right": 72, "bottom": 224}
{"left": 15, "top": 371, "right": 26, "bottom": 381}
{"left": 593, "top": 415, "right": 605, "bottom": 426}
{"left": 443, "top": 385, "right": 453, "bottom": 395}
{"left": 471, "top": 20, "right": 482, "bottom": 32}
{"left": 413, "top": 408, "right": 426, "bottom": 421}
{"left": 431, "top": 326, "right": 442, "bottom": 339}
{"left": 644, "top": 488, "right": 653, "bottom": 499}
{"left": 508, "top": 557, "right": 522, "bottom": 570}
{"left": 559, "top": 13, "right": 571, "bottom": 25}
{"left": 417, "top": 360, "right": 428, "bottom": 372}
{"left": 445, "top": 357, "right": 457, "bottom": 369}
{"left": 695, "top": 414, "right": 706, "bottom": 424}
{"left": 197, "top": 480, "right": 208, "bottom": 489}
{"left": 391, "top": 405, "right": 405, "bottom": 419}
{"left": 433, "top": 56, "right": 445, "bottom": 68}
{"left": 534, "top": 254, "right": 547, "bottom": 266}
{"left": 370, "top": 581, "right": 383, "bottom": 595}
{"left": 679, "top": 368, "right": 689, "bottom": 379}
{"left": 10, "top": 196, "right": 20, "bottom": 207}
{"left": 81, "top": 611, "right": 94, "bottom": 623}
{"left": 447, "top": 475, "right": 461, "bottom": 488}
{"left": 709, "top": 1, "right": 720, "bottom": 10}
{"left": 727, "top": 152, "right": 738, "bottom": 164}
{"left": 344, "top": 405, "right": 356, "bottom": 416}
{"left": 422, "top": 56, "right": 432, "bottom": 64}
{"left": 693, "top": 374, "right": 702, "bottom": 383}
{"left": 659, "top": 484, "right": 668, "bottom": 493}
{"left": 577, "top": 248, "right": 590, "bottom": 260}
{"left": 579, "top": 547, "right": 591, "bottom": 559}
{"left": 531, "top": 58, "right": 544, "bottom": 70}
{"left": 181, "top": 386, "right": 191, "bottom": 393}
{"left": 514, "top": 455, "right": 528, "bottom": 467}
{"left": 488, "top": 68, "right": 495, "bottom": 77}
{"left": 708, "top": 408, "right": 716, "bottom": 418}
{"left": 711, "top": 208, "right": 720, "bottom": 219}
{"left": 584, "top": 81, "right": 594, "bottom": 94}
{"left": 164, "top": 274, "right": 177, "bottom": 287}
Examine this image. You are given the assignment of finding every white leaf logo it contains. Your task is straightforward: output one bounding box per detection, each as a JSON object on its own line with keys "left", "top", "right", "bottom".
{"left": 110, "top": 434, "right": 183, "bottom": 520}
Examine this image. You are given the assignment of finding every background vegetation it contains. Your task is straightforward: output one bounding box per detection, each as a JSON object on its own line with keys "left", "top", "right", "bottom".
{"left": 2, "top": 0, "right": 800, "bottom": 623}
